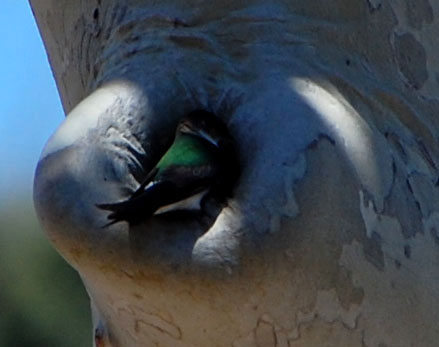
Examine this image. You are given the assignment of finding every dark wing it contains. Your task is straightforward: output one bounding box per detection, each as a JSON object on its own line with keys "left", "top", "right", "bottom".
{"left": 97, "top": 164, "right": 219, "bottom": 226}
{"left": 96, "top": 167, "right": 159, "bottom": 226}
{"left": 96, "top": 180, "right": 175, "bottom": 226}
{"left": 157, "top": 162, "right": 219, "bottom": 189}
{"left": 131, "top": 167, "right": 158, "bottom": 199}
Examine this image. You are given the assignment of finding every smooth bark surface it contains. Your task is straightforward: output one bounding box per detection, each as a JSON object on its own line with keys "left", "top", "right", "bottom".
{"left": 31, "top": 1, "right": 439, "bottom": 346}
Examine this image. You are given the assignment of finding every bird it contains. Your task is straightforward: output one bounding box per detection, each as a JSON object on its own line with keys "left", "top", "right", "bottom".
{"left": 97, "top": 110, "right": 239, "bottom": 226}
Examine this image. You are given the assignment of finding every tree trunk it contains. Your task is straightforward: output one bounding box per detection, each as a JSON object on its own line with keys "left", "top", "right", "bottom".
{"left": 31, "top": 1, "right": 439, "bottom": 346}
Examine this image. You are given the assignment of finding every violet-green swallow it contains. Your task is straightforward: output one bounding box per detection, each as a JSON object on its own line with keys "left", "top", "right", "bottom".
{"left": 97, "top": 110, "right": 238, "bottom": 226}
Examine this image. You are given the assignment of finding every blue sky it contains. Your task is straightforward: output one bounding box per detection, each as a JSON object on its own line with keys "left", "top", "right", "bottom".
{"left": 0, "top": 1, "right": 63, "bottom": 203}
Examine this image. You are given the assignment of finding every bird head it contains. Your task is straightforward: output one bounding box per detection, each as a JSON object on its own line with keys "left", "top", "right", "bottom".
{"left": 177, "top": 110, "right": 232, "bottom": 149}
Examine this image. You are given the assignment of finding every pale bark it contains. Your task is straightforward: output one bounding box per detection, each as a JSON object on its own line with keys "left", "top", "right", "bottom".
{"left": 31, "top": 1, "right": 439, "bottom": 346}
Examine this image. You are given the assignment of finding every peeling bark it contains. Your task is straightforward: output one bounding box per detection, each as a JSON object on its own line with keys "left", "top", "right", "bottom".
{"left": 30, "top": 0, "right": 439, "bottom": 346}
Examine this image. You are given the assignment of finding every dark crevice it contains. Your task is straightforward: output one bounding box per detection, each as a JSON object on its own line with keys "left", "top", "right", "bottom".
{"left": 307, "top": 133, "right": 336, "bottom": 150}
{"left": 403, "top": 244, "right": 411, "bottom": 259}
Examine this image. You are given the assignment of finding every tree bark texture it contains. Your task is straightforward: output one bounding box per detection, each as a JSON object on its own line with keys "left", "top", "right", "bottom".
{"left": 31, "top": 0, "right": 439, "bottom": 346}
